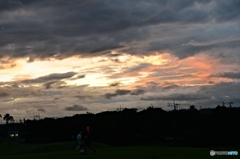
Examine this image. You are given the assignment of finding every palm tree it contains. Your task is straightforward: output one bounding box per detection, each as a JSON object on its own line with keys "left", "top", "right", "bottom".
{"left": 3, "top": 113, "right": 14, "bottom": 124}
{"left": 3, "top": 114, "right": 14, "bottom": 143}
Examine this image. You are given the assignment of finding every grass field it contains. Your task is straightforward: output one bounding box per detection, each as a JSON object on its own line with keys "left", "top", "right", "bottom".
{"left": 0, "top": 141, "right": 239, "bottom": 159}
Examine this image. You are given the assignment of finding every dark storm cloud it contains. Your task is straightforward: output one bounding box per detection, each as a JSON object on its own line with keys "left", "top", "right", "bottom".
{"left": 160, "top": 82, "right": 179, "bottom": 90}
{"left": 104, "top": 89, "right": 146, "bottom": 99}
{"left": 69, "top": 74, "right": 85, "bottom": 80}
{"left": 0, "top": 0, "right": 22, "bottom": 12}
{"left": 141, "top": 93, "right": 210, "bottom": 101}
{"left": 65, "top": 104, "right": 88, "bottom": 111}
{"left": 211, "top": 72, "right": 240, "bottom": 79}
{"left": 184, "top": 82, "right": 240, "bottom": 106}
{"left": 43, "top": 81, "right": 67, "bottom": 89}
{"left": 0, "top": 92, "right": 9, "bottom": 97}
{"left": 199, "top": 82, "right": 240, "bottom": 101}
{"left": 77, "top": 74, "right": 85, "bottom": 78}
{"left": 0, "top": 0, "right": 239, "bottom": 59}
{"left": 115, "top": 89, "right": 131, "bottom": 95}
{"left": 104, "top": 89, "right": 131, "bottom": 99}
{"left": 74, "top": 95, "right": 92, "bottom": 100}
{"left": 130, "top": 89, "right": 146, "bottom": 95}
{"left": 124, "top": 63, "right": 151, "bottom": 73}
{"left": 109, "top": 82, "right": 122, "bottom": 87}
{"left": 147, "top": 23, "right": 240, "bottom": 59}
{"left": 43, "top": 81, "right": 56, "bottom": 89}
{"left": 212, "top": 0, "right": 240, "bottom": 22}
{"left": 37, "top": 108, "right": 46, "bottom": 112}
{"left": 141, "top": 82, "right": 240, "bottom": 106}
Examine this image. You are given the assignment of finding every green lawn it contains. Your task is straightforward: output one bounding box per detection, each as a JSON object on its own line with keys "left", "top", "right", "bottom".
{"left": 0, "top": 142, "right": 239, "bottom": 159}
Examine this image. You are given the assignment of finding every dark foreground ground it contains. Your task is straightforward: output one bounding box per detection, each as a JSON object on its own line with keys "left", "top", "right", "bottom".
{"left": 0, "top": 141, "right": 239, "bottom": 159}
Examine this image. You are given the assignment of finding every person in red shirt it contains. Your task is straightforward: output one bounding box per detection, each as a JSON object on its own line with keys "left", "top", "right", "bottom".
{"left": 83, "top": 125, "right": 96, "bottom": 154}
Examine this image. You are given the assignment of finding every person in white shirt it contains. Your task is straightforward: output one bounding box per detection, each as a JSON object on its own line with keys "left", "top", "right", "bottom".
{"left": 76, "top": 132, "right": 82, "bottom": 150}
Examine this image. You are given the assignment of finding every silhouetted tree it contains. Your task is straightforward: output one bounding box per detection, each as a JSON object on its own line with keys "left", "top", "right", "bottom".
{"left": 3, "top": 113, "right": 14, "bottom": 124}
{"left": 3, "top": 114, "right": 14, "bottom": 143}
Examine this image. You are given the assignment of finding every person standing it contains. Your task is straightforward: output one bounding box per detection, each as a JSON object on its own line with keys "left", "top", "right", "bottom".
{"left": 84, "top": 125, "right": 96, "bottom": 154}
{"left": 76, "top": 132, "right": 82, "bottom": 150}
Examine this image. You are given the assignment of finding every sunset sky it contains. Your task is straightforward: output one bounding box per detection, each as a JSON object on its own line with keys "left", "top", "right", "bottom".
{"left": 0, "top": 0, "right": 240, "bottom": 121}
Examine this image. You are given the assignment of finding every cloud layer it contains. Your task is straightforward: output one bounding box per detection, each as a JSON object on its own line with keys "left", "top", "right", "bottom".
{"left": 0, "top": 0, "right": 239, "bottom": 60}
{"left": 0, "top": 0, "right": 239, "bottom": 120}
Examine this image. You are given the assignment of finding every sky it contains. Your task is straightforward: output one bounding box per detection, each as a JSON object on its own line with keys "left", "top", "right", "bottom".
{"left": 0, "top": 0, "right": 240, "bottom": 121}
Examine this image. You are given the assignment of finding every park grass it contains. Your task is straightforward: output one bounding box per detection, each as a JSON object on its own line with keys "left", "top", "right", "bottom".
{"left": 0, "top": 141, "right": 239, "bottom": 159}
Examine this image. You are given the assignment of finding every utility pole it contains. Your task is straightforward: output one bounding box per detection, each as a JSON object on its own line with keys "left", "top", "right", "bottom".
{"left": 222, "top": 102, "right": 225, "bottom": 107}
{"left": 168, "top": 101, "right": 180, "bottom": 110}
{"left": 33, "top": 114, "right": 40, "bottom": 120}
{"left": 229, "top": 102, "right": 233, "bottom": 108}
{"left": 117, "top": 105, "right": 123, "bottom": 112}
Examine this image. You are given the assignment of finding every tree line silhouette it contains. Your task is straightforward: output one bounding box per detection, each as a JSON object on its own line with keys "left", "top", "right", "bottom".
{"left": 2, "top": 106, "right": 240, "bottom": 147}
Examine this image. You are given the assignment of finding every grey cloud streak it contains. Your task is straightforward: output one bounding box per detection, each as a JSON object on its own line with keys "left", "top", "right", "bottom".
{"left": 74, "top": 95, "right": 92, "bottom": 100}
{"left": 65, "top": 105, "right": 88, "bottom": 111}
{"left": 104, "top": 89, "right": 146, "bottom": 99}
{"left": 38, "top": 108, "right": 46, "bottom": 112}
{"left": 104, "top": 89, "right": 131, "bottom": 99}
{"left": 22, "top": 72, "right": 77, "bottom": 84}
{"left": 0, "top": 92, "right": 9, "bottom": 97}
{"left": 130, "top": 89, "right": 146, "bottom": 95}
{"left": 210, "top": 72, "right": 240, "bottom": 80}
{"left": 0, "top": 72, "right": 78, "bottom": 90}
{"left": 141, "top": 93, "right": 210, "bottom": 101}
{"left": 124, "top": 63, "right": 151, "bottom": 73}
